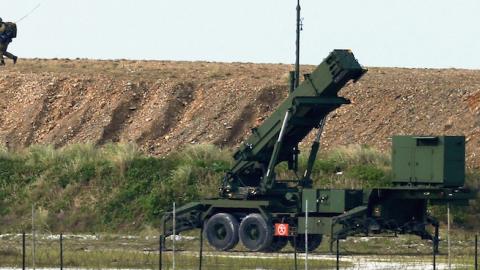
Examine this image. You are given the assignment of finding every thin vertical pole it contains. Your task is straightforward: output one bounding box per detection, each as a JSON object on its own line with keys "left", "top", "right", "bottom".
{"left": 294, "top": 234, "right": 298, "bottom": 270}
{"left": 22, "top": 232, "right": 25, "bottom": 270}
{"left": 305, "top": 200, "right": 308, "bottom": 270}
{"left": 475, "top": 234, "right": 478, "bottom": 270}
{"left": 32, "top": 204, "right": 35, "bottom": 270}
{"left": 433, "top": 236, "right": 436, "bottom": 270}
{"left": 199, "top": 224, "right": 204, "bottom": 270}
{"left": 60, "top": 233, "right": 63, "bottom": 270}
{"left": 159, "top": 235, "right": 163, "bottom": 270}
{"left": 336, "top": 238, "right": 340, "bottom": 270}
{"left": 447, "top": 203, "right": 451, "bottom": 270}
{"left": 172, "top": 202, "right": 176, "bottom": 270}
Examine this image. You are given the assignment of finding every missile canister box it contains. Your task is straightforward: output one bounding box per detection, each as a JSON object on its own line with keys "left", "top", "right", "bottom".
{"left": 392, "top": 136, "right": 465, "bottom": 187}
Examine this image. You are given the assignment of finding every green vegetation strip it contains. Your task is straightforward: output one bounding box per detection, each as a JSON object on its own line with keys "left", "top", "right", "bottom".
{"left": 0, "top": 143, "right": 478, "bottom": 232}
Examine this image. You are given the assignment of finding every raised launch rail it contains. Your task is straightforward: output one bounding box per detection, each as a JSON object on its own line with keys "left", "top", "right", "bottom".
{"left": 220, "top": 50, "right": 366, "bottom": 198}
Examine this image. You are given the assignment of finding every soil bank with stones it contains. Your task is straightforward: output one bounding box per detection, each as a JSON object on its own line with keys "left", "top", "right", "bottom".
{"left": 1, "top": 59, "right": 479, "bottom": 168}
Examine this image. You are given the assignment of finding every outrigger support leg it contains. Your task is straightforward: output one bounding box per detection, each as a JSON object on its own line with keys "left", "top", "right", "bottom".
{"left": 430, "top": 217, "right": 440, "bottom": 254}
{"left": 329, "top": 206, "right": 368, "bottom": 253}
{"left": 434, "top": 224, "right": 440, "bottom": 254}
{"left": 425, "top": 216, "right": 440, "bottom": 254}
{"left": 329, "top": 237, "right": 335, "bottom": 254}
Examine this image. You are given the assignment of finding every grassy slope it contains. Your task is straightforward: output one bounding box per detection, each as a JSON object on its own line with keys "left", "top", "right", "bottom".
{"left": 0, "top": 143, "right": 478, "bottom": 233}
{"left": 0, "top": 143, "right": 232, "bottom": 232}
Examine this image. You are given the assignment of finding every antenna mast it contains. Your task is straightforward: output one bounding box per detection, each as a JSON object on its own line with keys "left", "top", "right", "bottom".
{"left": 294, "top": 0, "right": 302, "bottom": 88}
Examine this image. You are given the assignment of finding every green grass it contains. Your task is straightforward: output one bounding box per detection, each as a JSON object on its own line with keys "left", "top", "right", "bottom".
{"left": 2, "top": 232, "right": 478, "bottom": 269}
{"left": 0, "top": 143, "right": 478, "bottom": 232}
{"left": 0, "top": 233, "right": 348, "bottom": 269}
{"left": 274, "top": 144, "right": 392, "bottom": 189}
{"left": 0, "top": 143, "right": 232, "bottom": 232}
{"left": 0, "top": 250, "right": 345, "bottom": 270}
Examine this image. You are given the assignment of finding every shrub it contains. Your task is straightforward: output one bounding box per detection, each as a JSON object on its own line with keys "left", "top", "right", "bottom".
{"left": 346, "top": 165, "right": 390, "bottom": 187}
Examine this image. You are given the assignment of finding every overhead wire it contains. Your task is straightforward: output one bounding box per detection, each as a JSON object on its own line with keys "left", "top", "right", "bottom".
{"left": 15, "top": 3, "right": 41, "bottom": 23}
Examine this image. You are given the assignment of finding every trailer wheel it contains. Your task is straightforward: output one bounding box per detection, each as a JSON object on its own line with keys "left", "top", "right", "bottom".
{"left": 239, "top": 213, "right": 274, "bottom": 252}
{"left": 289, "top": 234, "right": 323, "bottom": 252}
{"left": 204, "top": 213, "right": 239, "bottom": 251}
{"left": 264, "top": 236, "right": 289, "bottom": 252}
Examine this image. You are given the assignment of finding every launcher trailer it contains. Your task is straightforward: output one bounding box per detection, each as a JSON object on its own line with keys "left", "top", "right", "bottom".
{"left": 162, "top": 50, "right": 474, "bottom": 252}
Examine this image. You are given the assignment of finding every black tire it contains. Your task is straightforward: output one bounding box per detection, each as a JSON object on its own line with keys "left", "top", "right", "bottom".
{"left": 264, "top": 236, "right": 289, "bottom": 252}
{"left": 204, "top": 213, "right": 239, "bottom": 251}
{"left": 239, "top": 213, "right": 274, "bottom": 252}
{"left": 289, "top": 234, "right": 323, "bottom": 252}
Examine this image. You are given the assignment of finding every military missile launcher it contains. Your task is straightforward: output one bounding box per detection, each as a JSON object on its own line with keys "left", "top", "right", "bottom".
{"left": 161, "top": 1, "right": 475, "bottom": 253}
{"left": 162, "top": 49, "right": 474, "bottom": 252}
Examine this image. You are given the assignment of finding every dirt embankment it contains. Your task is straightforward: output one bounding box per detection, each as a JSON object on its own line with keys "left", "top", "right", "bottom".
{"left": 1, "top": 59, "right": 480, "bottom": 167}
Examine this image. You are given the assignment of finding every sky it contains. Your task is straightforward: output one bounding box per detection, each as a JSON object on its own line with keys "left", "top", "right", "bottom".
{"left": 2, "top": 0, "right": 480, "bottom": 68}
